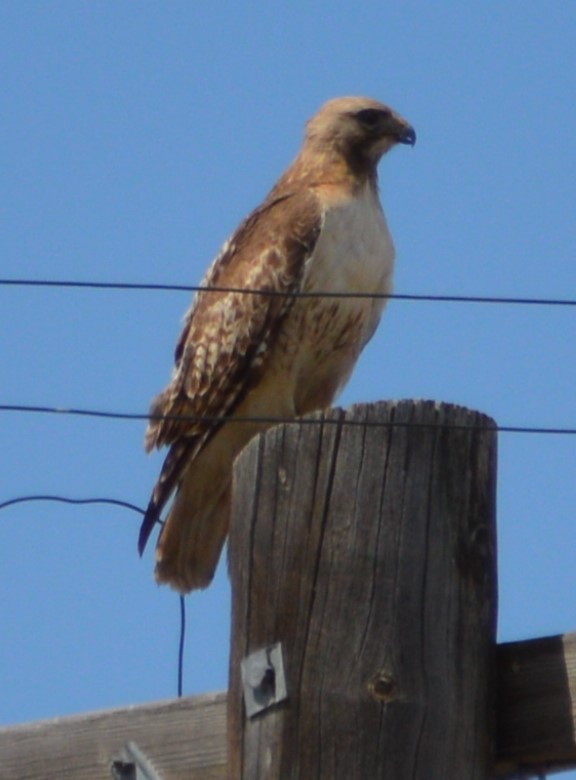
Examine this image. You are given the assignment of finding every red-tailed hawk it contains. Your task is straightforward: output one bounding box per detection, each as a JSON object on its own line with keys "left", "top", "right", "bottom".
{"left": 139, "top": 96, "right": 415, "bottom": 593}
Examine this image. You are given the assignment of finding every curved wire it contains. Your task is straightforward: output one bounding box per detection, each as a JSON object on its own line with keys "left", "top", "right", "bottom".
{"left": 0, "top": 494, "right": 186, "bottom": 697}
{"left": 0, "top": 494, "right": 146, "bottom": 515}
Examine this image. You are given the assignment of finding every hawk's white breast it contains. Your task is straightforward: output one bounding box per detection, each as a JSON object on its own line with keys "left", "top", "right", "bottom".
{"left": 272, "top": 181, "right": 397, "bottom": 412}
{"left": 304, "top": 181, "right": 395, "bottom": 342}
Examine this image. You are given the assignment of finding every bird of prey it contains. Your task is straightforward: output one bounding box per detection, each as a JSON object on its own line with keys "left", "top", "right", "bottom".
{"left": 139, "top": 96, "right": 415, "bottom": 593}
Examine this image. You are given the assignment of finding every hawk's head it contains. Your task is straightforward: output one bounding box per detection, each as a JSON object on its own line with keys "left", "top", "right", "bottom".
{"left": 305, "top": 97, "right": 416, "bottom": 166}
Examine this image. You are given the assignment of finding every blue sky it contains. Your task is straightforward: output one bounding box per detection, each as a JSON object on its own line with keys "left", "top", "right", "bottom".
{"left": 1, "top": 2, "right": 575, "bottom": 770}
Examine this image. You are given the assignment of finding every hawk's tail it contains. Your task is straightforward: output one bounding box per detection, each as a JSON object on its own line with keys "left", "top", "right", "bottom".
{"left": 154, "top": 473, "right": 230, "bottom": 593}
{"left": 141, "top": 411, "right": 270, "bottom": 593}
{"left": 138, "top": 440, "right": 197, "bottom": 556}
{"left": 141, "top": 422, "right": 244, "bottom": 593}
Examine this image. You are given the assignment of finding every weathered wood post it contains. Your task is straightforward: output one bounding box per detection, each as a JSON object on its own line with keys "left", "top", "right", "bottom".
{"left": 228, "top": 400, "right": 498, "bottom": 779}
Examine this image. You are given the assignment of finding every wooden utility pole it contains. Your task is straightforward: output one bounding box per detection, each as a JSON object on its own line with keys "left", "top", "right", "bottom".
{"left": 2, "top": 399, "right": 575, "bottom": 778}
{"left": 228, "top": 400, "right": 498, "bottom": 779}
{"left": 3, "top": 634, "right": 576, "bottom": 779}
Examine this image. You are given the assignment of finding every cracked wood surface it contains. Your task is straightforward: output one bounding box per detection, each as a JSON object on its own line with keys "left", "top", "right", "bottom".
{"left": 228, "top": 400, "right": 498, "bottom": 779}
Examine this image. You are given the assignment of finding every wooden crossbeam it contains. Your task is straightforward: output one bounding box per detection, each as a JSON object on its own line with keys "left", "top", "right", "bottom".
{"left": 1, "top": 634, "right": 574, "bottom": 779}
{"left": 496, "top": 632, "right": 576, "bottom": 776}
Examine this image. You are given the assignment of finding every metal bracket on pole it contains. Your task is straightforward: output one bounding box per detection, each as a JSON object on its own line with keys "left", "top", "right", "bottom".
{"left": 110, "top": 741, "right": 164, "bottom": 780}
{"left": 241, "top": 641, "right": 287, "bottom": 718}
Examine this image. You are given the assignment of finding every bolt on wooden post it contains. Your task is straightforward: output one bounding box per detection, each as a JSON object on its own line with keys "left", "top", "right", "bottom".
{"left": 228, "top": 400, "right": 498, "bottom": 779}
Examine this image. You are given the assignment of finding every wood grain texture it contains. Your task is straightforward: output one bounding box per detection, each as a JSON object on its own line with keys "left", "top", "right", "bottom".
{"left": 228, "top": 400, "right": 498, "bottom": 779}
{"left": 3, "top": 395, "right": 572, "bottom": 779}
{"left": 0, "top": 692, "right": 226, "bottom": 780}
{"left": 496, "top": 633, "right": 576, "bottom": 776}
{"left": 1, "top": 638, "right": 575, "bottom": 777}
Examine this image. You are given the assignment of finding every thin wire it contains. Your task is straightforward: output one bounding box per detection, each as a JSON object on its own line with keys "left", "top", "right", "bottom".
{"left": 0, "top": 494, "right": 146, "bottom": 515}
{"left": 0, "top": 403, "right": 575, "bottom": 435}
{"left": 178, "top": 596, "right": 186, "bottom": 698}
{"left": 0, "top": 494, "right": 186, "bottom": 697}
{"left": 1, "top": 277, "right": 576, "bottom": 306}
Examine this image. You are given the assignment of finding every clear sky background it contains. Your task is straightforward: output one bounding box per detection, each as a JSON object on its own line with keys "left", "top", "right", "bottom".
{"left": 1, "top": 1, "right": 575, "bottom": 771}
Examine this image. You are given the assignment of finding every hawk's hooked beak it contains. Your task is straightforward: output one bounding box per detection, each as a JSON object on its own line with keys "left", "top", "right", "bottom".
{"left": 398, "top": 126, "right": 416, "bottom": 146}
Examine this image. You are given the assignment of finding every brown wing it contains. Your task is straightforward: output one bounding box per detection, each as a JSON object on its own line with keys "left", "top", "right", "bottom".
{"left": 138, "top": 189, "right": 323, "bottom": 554}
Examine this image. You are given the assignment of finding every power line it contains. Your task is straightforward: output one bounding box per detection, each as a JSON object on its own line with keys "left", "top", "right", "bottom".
{"left": 1, "top": 277, "right": 576, "bottom": 307}
{"left": 0, "top": 494, "right": 146, "bottom": 515}
{"left": 0, "top": 402, "right": 575, "bottom": 435}
{"left": 0, "top": 493, "right": 186, "bottom": 699}
{"left": 178, "top": 596, "right": 186, "bottom": 699}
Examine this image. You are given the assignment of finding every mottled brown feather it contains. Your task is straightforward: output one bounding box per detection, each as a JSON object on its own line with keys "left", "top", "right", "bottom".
{"left": 139, "top": 96, "right": 415, "bottom": 589}
{"left": 138, "top": 189, "right": 323, "bottom": 554}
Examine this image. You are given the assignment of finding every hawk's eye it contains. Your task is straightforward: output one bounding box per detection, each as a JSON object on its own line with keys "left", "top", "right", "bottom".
{"left": 356, "top": 108, "right": 384, "bottom": 127}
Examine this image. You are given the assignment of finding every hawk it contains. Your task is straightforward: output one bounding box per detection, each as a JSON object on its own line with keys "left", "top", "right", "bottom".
{"left": 139, "top": 96, "right": 415, "bottom": 593}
